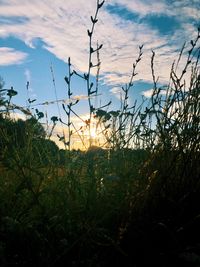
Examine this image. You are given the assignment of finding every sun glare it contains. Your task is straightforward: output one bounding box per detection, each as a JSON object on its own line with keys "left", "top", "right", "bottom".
{"left": 90, "top": 127, "right": 97, "bottom": 139}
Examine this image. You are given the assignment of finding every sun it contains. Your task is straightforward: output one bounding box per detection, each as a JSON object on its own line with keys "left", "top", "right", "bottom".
{"left": 90, "top": 127, "right": 97, "bottom": 139}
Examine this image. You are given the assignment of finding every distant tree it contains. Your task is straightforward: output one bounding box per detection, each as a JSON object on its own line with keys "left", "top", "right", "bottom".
{"left": 0, "top": 111, "right": 63, "bottom": 167}
{"left": 32, "top": 138, "right": 60, "bottom": 165}
{"left": 25, "top": 117, "right": 46, "bottom": 139}
{"left": 0, "top": 115, "right": 47, "bottom": 163}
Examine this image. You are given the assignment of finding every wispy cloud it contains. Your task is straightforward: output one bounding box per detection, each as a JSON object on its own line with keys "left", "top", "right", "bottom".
{"left": 142, "top": 88, "right": 154, "bottom": 98}
{"left": 24, "top": 69, "right": 31, "bottom": 82}
{"left": 109, "top": 0, "right": 170, "bottom": 17}
{"left": 110, "top": 86, "right": 124, "bottom": 100}
{"left": 111, "top": 0, "right": 200, "bottom": 21}
{"left": 141, "top": 88, "right": 168, "bottom": 98}
{"left": 0, "top": 47, "right": 27, "bottom": 65}
{"left": 0, "top": 0, "right": 199, "bottom": 89}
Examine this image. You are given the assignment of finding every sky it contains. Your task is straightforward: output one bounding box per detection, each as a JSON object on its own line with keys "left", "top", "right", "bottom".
{"left": 0, "top": 0, "right": 199, "bottom": 148}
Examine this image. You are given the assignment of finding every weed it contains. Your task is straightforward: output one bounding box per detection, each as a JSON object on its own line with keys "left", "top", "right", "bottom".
{"left": 0, "top": 3, "right": 199, "bottom": 267}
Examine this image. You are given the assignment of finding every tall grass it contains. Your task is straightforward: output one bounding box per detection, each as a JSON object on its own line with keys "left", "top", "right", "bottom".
{"left": 0, "top": 1, "right": 200, "bottom": 266}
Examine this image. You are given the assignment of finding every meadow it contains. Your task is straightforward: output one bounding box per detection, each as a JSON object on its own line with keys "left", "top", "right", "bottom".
{"left": 0, "top": 1, "right": 200, "bottom": 266}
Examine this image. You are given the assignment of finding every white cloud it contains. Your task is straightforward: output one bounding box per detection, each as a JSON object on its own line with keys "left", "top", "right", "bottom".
{"left": 24, "top": 69, "right": 31, "bottom": 82}
{"left": 0, "top": 47, "right": 27, "bottom": 65}
{"left": 111, "top": 0, "right": 200, "bottom": 21}
{"left": 142, "top": 88, "right": 154, "bottom": 98}
{"left": 110, "top": 0, "right": 170, "bottom": 17}
{"left": 6, "top": 111, "right": 26, "bottom": 121}
{"left": 0, "top": 0, "right": 199, "bottom": 90}
{"left": 110, "top": 86, "right": 124, "bottom": 100}
{"left": 142, "top": 88, "right": 168, "bottom": 98}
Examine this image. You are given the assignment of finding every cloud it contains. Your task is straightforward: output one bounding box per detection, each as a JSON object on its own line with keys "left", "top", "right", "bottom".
{"left": 6, "top": 111, "right": 26, "bottom": 121}
{"left": 109, "top": 0, "right": 170, "bottom": 17}
{"left": 110, "top": 0, "right": 200, "bottom": 21}
{"left": 110, "top": 86, "right": 124, "bottom": 100}
{"left": 24, "top": 69, "right": 31, "bottom": 82}
{"left": 0, "top": 0, "right": 199, "bottom": 89}
{"left": 0, "top": 47, "right": 27, "bottom": 65}
{"left": 142, "top": 88, "right": 154, "bottom": 98}
{"left": 142, "top": 88, "right": 168, "bottom": 98}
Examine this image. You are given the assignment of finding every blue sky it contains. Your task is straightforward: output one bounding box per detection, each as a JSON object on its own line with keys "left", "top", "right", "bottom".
{"left": 0, "top": 0, "right": 199, "bottom": 147}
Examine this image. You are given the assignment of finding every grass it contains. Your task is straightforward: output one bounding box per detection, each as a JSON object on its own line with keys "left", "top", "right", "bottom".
{"left": 0, "top": 1, "right": 200, "bottom": 266}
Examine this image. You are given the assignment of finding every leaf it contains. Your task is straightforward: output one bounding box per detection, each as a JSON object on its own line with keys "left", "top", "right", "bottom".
{"left": 109, "top": 110, "right": 120, "bottom": 117}
{"left": 7, "top": 88, "right": 18, "bottom": 97}
{"left": 72, "top": 99, "right": 79, "bottom": 105}
{"left": 98, "top": 0, "right": 105, "bottom": 9}
{"left": 26, "top": 81, "right": 29, "bottom": 89}
{"left": 105, "top": 124, "right": 111, "bottom": 129}
{"left": 87, "top": 29, "right": 92, "bottom": 37}
{"left": 188, "top": 49, "right": 192, "bottom": 54}
{"left": 96, "top": 109, "right": 107, "bottom": 117}
{"left": 64, "top": 76, "right": 69, "bottom": 84}
{"left": 28, "top": 98, "right": 36, "bottom": 103}
{"left": 85, "top": 119, "right": 90, "bottom": 126}
{"left": 35, "top": 108, "right": 44, "bottom": 119}
{"left": 90, "top": 105, "right": 95, "bottom": 112}
{"left": 51, "top": 116, "right": 58, "bottom": 123}
{"left": 90, "top": 90, "right": 97, "bottom": 95}
{"left": 57, "top": 134, "right": 65, "bottom": 141}
{"left": 98, "top": 44, "right": 103, "bottom": 50}
{"left": 135, "top": 127, "right": 141, "bottom": 134}
{"left": 84, "top": 73, "right": 89, "bottom": 80}
{"left": 37, "top": 112, "right": 44, "bottom": 119}
{"left": 90, "top": 82, "right": 94, "bottom": 89}
{"left": 91, "top": 16, "right": 98, "bottom": 24}
{"left": 140, "top": 113, "right": 146, "bottom": 121}
{"left": 105, "top": 114, "right": 111, "bottom": 120}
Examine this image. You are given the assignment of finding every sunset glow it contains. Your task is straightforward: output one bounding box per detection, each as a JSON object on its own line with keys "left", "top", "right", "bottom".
{"left": 0, "top": 0, "right": 199, "bottom": 149}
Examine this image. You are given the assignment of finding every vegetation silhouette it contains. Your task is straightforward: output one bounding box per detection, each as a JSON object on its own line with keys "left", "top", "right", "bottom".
{"left": 0, "top": 1, "right": 200, "bottom": 266}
